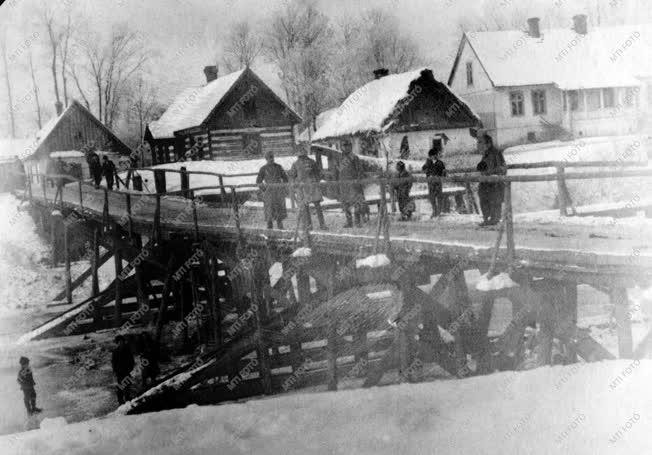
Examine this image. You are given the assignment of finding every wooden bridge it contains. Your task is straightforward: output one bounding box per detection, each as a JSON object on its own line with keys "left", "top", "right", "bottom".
{"left": 12, "top": 157, "right": 652, "bottom": 415}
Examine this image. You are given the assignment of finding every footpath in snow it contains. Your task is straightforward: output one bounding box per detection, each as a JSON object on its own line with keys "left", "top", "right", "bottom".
{"left": 1, "top": 360, "right": 651, "bottom": 454}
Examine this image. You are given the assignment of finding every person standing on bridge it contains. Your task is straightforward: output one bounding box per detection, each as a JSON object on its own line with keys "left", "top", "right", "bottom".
{"left": 288, "top": 144, "right": 326, "bottom": 231}
{"left": 476, "top": 133, "right": 506, "bottom": 226}
{"left": 87, "top": 150, "right": 102, "bottom": 189}
{"left": 53, "top": 157, "right": 66, "bottom": 204}
{"left": 335, "top": 143, "right": 366, "bottom": 228}
{"left": 102, "top": 156, "right": 116, "bottom": 190}
{"left": 257, "top": 151, "right": 289, "bottom": 229}
{"left": 392, "top": 161, "right": 414, "bottom": 221}
{"left": 422, "top": 141, "right": 446, "bottom": 218}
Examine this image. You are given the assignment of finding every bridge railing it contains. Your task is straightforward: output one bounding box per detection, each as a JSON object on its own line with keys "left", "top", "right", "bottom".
{"left": 14, "top": 164, "right": 652, "bottom": 276}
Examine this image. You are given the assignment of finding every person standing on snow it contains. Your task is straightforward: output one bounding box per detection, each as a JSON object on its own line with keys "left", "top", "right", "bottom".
{"left": 112, "top": 335, "right": 135, "bottom": 404}
{"left": 476, "top": 133, "right": 506, "bottom": 226}
{"left": 288, "top": 144, "right": 326, "bottom": 230}
{"left": 17, "top": 356, "right": 42, "bottom": 415}
{"left": 256, "top": 151, "right": 289, "bottom": 229}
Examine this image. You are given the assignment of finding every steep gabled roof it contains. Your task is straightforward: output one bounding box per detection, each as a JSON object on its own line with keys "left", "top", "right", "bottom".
{"left": 449, "top": 25, "right": 652, "bottom": 89}
{"left": 313, "top": 68, "right": 480, "bottom": 141}
{"left": 28, "top": 101, "right": 131, "bottom": 158}
{"left": 297, "top": 107, "right": 339, "bottom": 142}
{"left": 147, "top": 67, "right": 301, "bottom": 139}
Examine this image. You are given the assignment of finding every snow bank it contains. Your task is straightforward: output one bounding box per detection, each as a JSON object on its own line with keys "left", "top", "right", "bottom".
{"left": 39, "top": 417, "right": 67, "bottom": 430}
{"left": 291, "top": 247, "right": 312, "bottom": 258}
{"left": 476, "top": 272, "right": 519, "bottom": 291}
{"left": 355, "top": 254, "right": 391, "bottom": 269}
{"left": 4, "top": 360, "right": 652, "bottom": 454}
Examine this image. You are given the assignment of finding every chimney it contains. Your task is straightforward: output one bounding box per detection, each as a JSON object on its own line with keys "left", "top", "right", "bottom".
{"left": 527, "top": 17, "right": 541, "bottom": 38}
{"left": 373, "top": 68, "right": 389, "bottom": 80}
{"left": 573, "top": 14, "right": 588, "bottom": 35}
{"left": 203, "top": 65, "right": 218, "bottom": 83}
{"left": 55, "top": 101, "right": 63, "bottom": 115}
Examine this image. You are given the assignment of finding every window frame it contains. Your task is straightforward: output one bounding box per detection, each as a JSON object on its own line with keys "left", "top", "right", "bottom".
{"left": 509, "top": 90, "right": 524, "bottom": 116}
{"left": 531, "top": 89, "right": 547, "bottom": 115}
{"left": 465, "top": 62, "right": 473, "bottom": 86}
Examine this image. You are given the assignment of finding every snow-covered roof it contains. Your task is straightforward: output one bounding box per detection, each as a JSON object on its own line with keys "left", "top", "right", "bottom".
{"left": 456, "top": 25, "right": 652, "bottom": 89}
{"left": 50, "top": 151, "right": 85, "bottom": 159}
{"left": 147, "top": 87, "right": 202, "bottom": 140}
{"left": 147, "top": 67, "right": 301, "bottom": 140}
{"left": 313, "top": 68, "right": 479, "bottom": 141}
{"left": 26, "top": 101, "right": 131, "bottom": 159}
{"left": 297, "top": 108, "right": 339, "bottom": 142}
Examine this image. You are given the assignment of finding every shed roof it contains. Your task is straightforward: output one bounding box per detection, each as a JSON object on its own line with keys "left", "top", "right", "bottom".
{"left": 312, "top": 68, "right": 480, "bottom": 141}
{"left": 450, "top": 25, "right": 652, "bottom": 89}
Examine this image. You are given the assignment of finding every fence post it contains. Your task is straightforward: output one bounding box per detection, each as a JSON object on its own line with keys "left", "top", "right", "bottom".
{"left": 180, "top": 166, "right": 189, "bottom": 199}
{"left": 231, "top": 187, "right": 242, "bottom": 240}
{"left": 556, "top": 166, "right": 567, "bottom": 216}
{"left": 64, "top": 222, "right": 72, "bottom": 305}
{"left": 154, "top": 194, "right": 161, "bottom": 243}
{"left": 191, "top": 195, "right": 199, "bottom": 242}
{"left": 102, "top": 189, "right": 109, "bottom": 232}
{"left": 78, "top": 181, "right": 83, "bottom": 212}
{"left": 42, "top": 174, "right": 47, "bottom": 204}
{"left": 218, "top": 175, "right": 226, "bottom": 198}
{"left": 504, "top": 181, "right": 515, "bottom": 272}
{"left": 126, "top": 193, "right": 133, "bottom": 240}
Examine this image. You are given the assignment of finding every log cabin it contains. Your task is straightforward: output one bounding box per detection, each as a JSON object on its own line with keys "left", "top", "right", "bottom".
{"left": 145, "top": 66, "right": 302, "bottom": 164}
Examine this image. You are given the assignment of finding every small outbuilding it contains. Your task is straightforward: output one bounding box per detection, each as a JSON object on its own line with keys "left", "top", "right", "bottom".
{"left": 312, "top": 68, "right": 481, "bottom": 160}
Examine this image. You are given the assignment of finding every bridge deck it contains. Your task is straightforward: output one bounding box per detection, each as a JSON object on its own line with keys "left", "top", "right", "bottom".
{"left": 26, "top": 183, "right": 652, "bottom": 286}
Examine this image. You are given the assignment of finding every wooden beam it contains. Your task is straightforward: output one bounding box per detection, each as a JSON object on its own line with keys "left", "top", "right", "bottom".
{"left": 64, "top": 223, "right": 72, "bottom": 305}
{"left": 326, "top": 267, "right": 338, "bottom": 390}
{"left": 113, "top": 233, "right": 123, "bottom": 328}
{"left": 91, "top": 227, "right": 101, "bottom": 298}
{"left": 611, "top": 287, "right": 633, "bottom": 358}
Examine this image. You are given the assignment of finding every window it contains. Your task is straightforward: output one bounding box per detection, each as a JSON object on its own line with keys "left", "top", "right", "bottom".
{"left": 568, "top": 90, "right": 579, "bottom": 111}
{"left": 466, "top": 62, "right": 474, "bottom": 86}
{"left": 602, "top": 88, "right": 615, "bottom": 108}
{"left": 586, "top": 89, "right": 601, "bottom": 111}
{"left": 510, "top": 91, "right": 524, "bottom": 116}
{"left": 531, "top": 90, "right": 546, "bottom": 115}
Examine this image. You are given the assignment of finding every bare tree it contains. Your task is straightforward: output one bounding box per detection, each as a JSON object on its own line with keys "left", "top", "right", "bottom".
{"left": 28, "top": 48, "right": 42, "bottom": 129}
{"left": 71, "top": 26, "right": 149, "bottom": 128}
{"left": 0, "top": 29, "right": 16, "bottom": 138}
{"left": 127, "top": 75, "right": 161, "bottom": 142}
{"left": 265, "top": 0, "right": 333, "bottom": 127}
{"left": 40, "top": 3, "right": 62, "bottom": 112}
{"left": 58, "top": 11, "right": 73, "bottom": 107}
{"left": 222, "top": 21, "right": 263, "bottom": 72}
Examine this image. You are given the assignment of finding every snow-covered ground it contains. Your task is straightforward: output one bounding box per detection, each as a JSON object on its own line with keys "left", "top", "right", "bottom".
{"left": 2, "top": 360, "right": 652, "bottom": 454}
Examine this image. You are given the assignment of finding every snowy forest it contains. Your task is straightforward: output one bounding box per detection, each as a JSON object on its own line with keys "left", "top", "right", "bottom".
{"left": 1, "top": 0, "right": 652, "bottom": 146}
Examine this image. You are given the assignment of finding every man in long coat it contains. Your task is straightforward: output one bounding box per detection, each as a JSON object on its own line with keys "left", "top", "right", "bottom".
{"left": 288, "top": 144, "right": 326, "bottom": 230}
{"left": 422, "top": 140, "right": 447, "bottom": 218}
{"left": 335, "top": 144, "right": 366, "bottom": 228}
{"left": 257, "top": 151, "right": 288, "bottom": 229}
{"left": 476, "top": 134, "right": 506, "bottom": 226}
{"left": 102, "top": 156, "right": 116, "bottom": 190}
{"left": 87, "top": 151, "right": 102, "bottom": 188}
{"left": 392, "top": 161, "right": 414, "bottom": 221}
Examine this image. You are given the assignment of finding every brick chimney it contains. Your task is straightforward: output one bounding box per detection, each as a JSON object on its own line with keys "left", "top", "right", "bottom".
{"left": 55, "top": 101, "right": 63, "bottom": 115}
{"left": 203, "top": 65, "right": 218, "bottom": 83}
{"left": 373, "top": 68, "right": 389, "bottom": 80}
{"left": 527, "top": 17, "right": 541, "bottom": 38}
{"left": 573, "top": 14, "right": 588, "bottom": 35}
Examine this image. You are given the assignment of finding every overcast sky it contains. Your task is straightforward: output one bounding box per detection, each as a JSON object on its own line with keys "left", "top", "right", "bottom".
{"left": 1, "top": 0, "right": 650, "bottom": 137}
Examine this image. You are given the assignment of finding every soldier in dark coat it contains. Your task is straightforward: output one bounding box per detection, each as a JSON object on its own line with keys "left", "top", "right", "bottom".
{"left": 335, "top": 144, "right": 366, "bottom": 228}
{"left": 87, "top": 151, "right": 102, "bottom": 188}
{"left": 476, "top": 134, "right": 507, "bottom": 226}
{"left": 102, "top": 156, "right": 116, "bottom": 190}
{"left": 53, "top": 157, "right": 66, "bottom": 204}
{"left": 13, "top": 156, "right": 25, "bottom": 190}
{"left": 112, "top": 335, "right": 135, "bottom": 404}
{"left": 422, "top": 141, "right": 446, "bottom": 218}
{"left": 256, "top": 151, "right": 289, "bottom": 229}
{"left": 17, "top": 356, "right": 41, "bottom": 415}
{"left": 288, "top": 144, "right": 326, "bottom": 230}
{"left": 392, "top": 161, "right": 414, "bottom": 221}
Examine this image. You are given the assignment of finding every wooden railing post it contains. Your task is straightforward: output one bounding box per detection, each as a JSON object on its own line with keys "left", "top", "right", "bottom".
{"left": 218, "top": 175, "right": 226, "bottom": 198}
{"left": 78, "top": 181, "right": 83, "bottom": 212}
{"left": 153, "top": 194, "right": 161, "bottom": 243}
{"left": 556, "top": 166, "right": 568, "bottom": 216}
{"left": 126, "top": 193, "right": 133, "bottom": 240}
{"left": 180, "top": 166, "right": 190, "bottom": 199}
{"left": 102, "top": 189, "right": 109, "bottom": 231}
{"left": 231, "top": 187, "right": 241, "bottom": 237}
{"left": 42, "top": 174, "right": 47, "bottom": 204}
{"left": 64, "top": 221, "right": 72, "bottom": 305}
{"left": 504, "top": 181, "right": 515, "bottom": 272}
{"left": 191, "top": 195, "right": 199, "bottom": 242}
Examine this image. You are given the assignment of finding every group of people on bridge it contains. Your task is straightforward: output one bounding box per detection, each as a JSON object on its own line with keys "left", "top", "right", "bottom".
{"left": 256, "top": 133, "right": 506, "bottom": 230}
